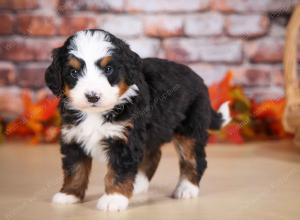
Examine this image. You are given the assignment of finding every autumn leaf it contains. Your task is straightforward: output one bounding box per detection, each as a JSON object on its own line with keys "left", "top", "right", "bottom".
{"left": 5, "top": 91, "right": 60, "bottom": 144}
{"left": 252, "top": 99, "right": 288, "bottom": 138}
{"left": 209, "top": 71, "right": 233, "bottom": 110}
{"left": 224, "top": 123, "right": 244, "bottom": 144}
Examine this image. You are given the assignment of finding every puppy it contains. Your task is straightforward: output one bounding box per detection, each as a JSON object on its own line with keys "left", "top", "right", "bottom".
{"left": 45, "top": 29, "right": 230, "bottom": 212}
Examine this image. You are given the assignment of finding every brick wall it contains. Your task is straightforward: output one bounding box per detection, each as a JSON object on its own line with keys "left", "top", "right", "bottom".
{"left": 0, "top": 0, "right": 299, "bottom": 118}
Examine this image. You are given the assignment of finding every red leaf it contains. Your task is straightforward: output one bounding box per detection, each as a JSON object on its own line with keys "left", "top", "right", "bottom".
{"left": 224, "top": 123, "right": 244, "bottom": 144}
{"left": 209, "top": 71, "right": 233, "bottom": 110}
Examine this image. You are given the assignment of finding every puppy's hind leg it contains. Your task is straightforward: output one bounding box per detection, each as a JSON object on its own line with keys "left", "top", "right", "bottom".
{"left": 172, "top": 97, "right": 210, "bottom": 199}
{"left": 133, "top": 149, "right": 161, "bottom": 195}
{"left": 172, "top": 134, "right": 207, "bottom": 199}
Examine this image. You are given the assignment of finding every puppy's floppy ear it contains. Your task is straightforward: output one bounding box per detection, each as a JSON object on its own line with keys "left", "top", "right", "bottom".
{"left": 45, "top": 48, "right": 64, "bottom": 96}
{"left": 125, "top": 49, "right": 142, "bottom": 69}
{"left": 109, "top": 34, "right": 142, "bottom": 70}
{"left": 122, "top": 47, "right": 142, "bottom": 82}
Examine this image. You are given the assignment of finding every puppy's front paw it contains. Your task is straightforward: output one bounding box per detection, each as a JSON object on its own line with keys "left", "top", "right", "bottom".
{"left": 52, "top": 192, "right": 80, "bottom": 204}
{"left": 97, "top": 193, "right": 128, "bottom": 212}
{"left": 172, "top": 179, "right": 199, "bottom": 199}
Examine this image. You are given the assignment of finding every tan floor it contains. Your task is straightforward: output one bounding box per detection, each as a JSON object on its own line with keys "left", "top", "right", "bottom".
{"left": 0, "top": 141, "right": 299, "bottom": 220}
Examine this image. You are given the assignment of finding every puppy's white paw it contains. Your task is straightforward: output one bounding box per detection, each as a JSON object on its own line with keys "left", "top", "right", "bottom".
{"left": 173, "top": 179, "right": 199, "bottom": 199}
{"left": 133, "top": 172, "right": 149, "bottom": 195}
{"left": 52, "top": 192, "right": 80, "bottom": 204}
{"left": 97, "top": 194, "right": 128, "bottom": 212}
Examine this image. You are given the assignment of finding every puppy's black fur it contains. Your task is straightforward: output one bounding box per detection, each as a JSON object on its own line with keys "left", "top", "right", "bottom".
{"left": 45, "top": 29, "right": 225, "bottom": 208}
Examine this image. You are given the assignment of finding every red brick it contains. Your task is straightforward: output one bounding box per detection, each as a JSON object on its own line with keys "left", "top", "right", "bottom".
{"left": 189, "top": 63, "right": 228, "bottom": 85}
{"left": 0, "top": 38, "right": 64, "bottom": 62}
{"left": 17, "top": 14, "right": 56, "bottom": 36}
{"left": 185, "top": 13, "right": 224, "bottom": 36}
{"left": 144, "top": 15, "right": 184, "bottom": 37}
{"left": 85, "top": 0, "right": 124, "bottom": 11}
{"left": 269, "top": 23, "right": 286, "bottom": 37}
{"left": 226, "top": 15, "right": 270, "bottom": 38}
{"left": 268, "top": 66, "right": 300, "bottom": 88}
{"left": 244, "top": 86, "right": 284, "bottom": 102}
{"left": 58, "top": 0, "right": 124, "bottom": 12}
{"left": 232, "top": 65, "right": 277, "bottom": 86}
{"left": 57, "top": 0, "right": 83, "bottom": 11}
{"left": 127, "top": 38, "right": 160, "bottom": 58}
{"left": 39, "top": 0, "right": 59, "bottom": 9}
{"left": 0, "top": 14, "right": 15, "bottom": 35}
{"left": 126, "top": 0, "right": 209, "bottom": 12}
{"left": 102, "top": 15, "right": 142, "bottom": 37}
{"left": 163, "top": 38, "right": 243, "bottom": 64}
{"left": 245, "top": 38, "right": 284, "bottom": 63}
{"left": 0, "top": 62, "right": 16, "bottom": 85}
{"left": 58, "top": 15, "right": 97, "bottom": 36}
{"left": 0, "top": 87, "right": 23, "bottom": 119}
{"left": 17, "top": 63, "right": 47, "bottom": 88}
{"left": 190, "top": 64, "right": 283, "bottom": 87}
{"left": 0, "top": 0, "right": 39, "bottom": 10}
{"left": 271, "top": 65, "right": 284, "bottom": 86}
{"left": 212, "top": 0, "right": 298, "bottom": 13}
{"left": 0, "top": 0, "right": 8, "bottom": 8}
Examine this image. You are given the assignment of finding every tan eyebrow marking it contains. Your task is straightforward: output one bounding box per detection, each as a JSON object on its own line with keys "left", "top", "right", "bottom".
{"left": 100, "top": 56, "right": 112, "bottom": 67}
{"left": 68, "top": 57, "right": 81, "bottom": 70}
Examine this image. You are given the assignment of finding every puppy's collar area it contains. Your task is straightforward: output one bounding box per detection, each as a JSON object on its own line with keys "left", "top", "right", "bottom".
{"left": 102, "top": 84, "right": 140, "bottom": 123}
{"left": 118, "top": 84, "right": 139, "bottom": 104}
{"left": 102, "top": 104, "right": 125, "bottom": 124}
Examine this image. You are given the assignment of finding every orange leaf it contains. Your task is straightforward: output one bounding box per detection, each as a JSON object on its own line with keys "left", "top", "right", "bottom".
{"left": 6, "top": 91, "right": 60, "bottom": 144}
{"left": 252, "top": 99, "right": 287, "bottom": 138}
{"left": 38, "top": 98, "right": 59, "bottom": 121}
{"left": 253, "top": 99, "right": 285, "bottom": 120}
{"left": 6, "top": 119, "right": 33, "bottom": 137}
{"left": 224, "top": 123, "right": 244, "bottom": 144}
{"left": 209, "top": 71, "right": 233, "bottom": 110}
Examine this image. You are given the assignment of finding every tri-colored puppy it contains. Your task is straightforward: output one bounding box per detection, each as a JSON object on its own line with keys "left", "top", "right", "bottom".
{"left": 45, "top": 29, "right": 230, "bottom": 212}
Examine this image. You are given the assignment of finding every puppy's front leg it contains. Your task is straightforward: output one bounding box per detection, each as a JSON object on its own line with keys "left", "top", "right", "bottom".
{"left": 97, "top": 139, "right": 140, "bottom": 212}
{"left": 97, "top": 165, "right": 135, "bottom": 212}
{"left": 52, "top": 142, "right": 92, "bottom": 204}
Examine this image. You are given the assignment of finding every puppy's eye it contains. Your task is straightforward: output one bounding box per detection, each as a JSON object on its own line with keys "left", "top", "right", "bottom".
{"left": 70, "top": 69, "right": 78, "bottom": 78}
{"left": 104, "top": 66, "right": 113, "bottom": 75}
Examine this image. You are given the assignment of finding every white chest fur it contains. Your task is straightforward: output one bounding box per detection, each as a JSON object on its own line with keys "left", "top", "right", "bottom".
{"left": 61, "top": 113, "right": 127, "bottom": 160}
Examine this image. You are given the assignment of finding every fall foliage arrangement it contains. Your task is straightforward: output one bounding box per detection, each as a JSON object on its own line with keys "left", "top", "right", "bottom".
{"left": 3, "top": 92, "right": 60, "bottom": 144}
{"left": 0, "top": 71, "right": 291, "bottom": 144}
{"left": 209, "top": 71, "right": 290, "bottom": 144}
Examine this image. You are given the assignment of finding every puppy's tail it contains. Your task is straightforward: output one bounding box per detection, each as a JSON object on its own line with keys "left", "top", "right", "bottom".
{"left": 209, "top": 101, "right": 231, "bottom": 130}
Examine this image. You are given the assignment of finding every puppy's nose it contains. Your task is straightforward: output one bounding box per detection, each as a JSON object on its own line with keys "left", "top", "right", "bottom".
{"left": 85, "top": 92, "right": 100, "bottom": 103}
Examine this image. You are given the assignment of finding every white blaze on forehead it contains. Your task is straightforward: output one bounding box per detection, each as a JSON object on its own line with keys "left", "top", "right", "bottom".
{"left": 69, "top": 30, "right": 113, "bottom": 61}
